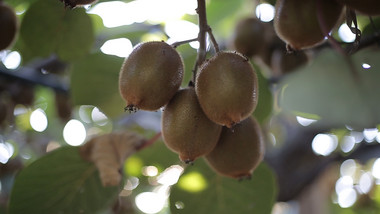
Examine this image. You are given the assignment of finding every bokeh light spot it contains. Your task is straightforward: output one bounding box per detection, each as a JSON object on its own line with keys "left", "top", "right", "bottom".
{"left": 0, "top": 142, "right": 14, "bottom": 164}
{"left": 100, "top": 38, "right": 133, "bottom": 58}
{"left": 337, "top": 188, "right": 357, "bottom": 208}
{"left": 371, "top": 158, "right": 380, "bottom": 179}
{"left": 335, "top": 176, "right": 353, "bottom": 194}
{"left": 2, "top": 51, "right": 21, "bottom": 69}
{"left": 358, "top": 172, "right": 373, "bottom": 194}
{"left": 296, "top": 116, "right": 317, "bottom": 126}
{"left": 338, "top": 24, "right": 356, "bottom": 43}
{"left": 63, "top": 119, "right": 86, "bottom": 146}
{"left": 30, "top": 108, "right": 48, "bottom": 132}
{"left": 157, "top": 165, "right": 184, "bottom": 186}
{"left": 312, "top": 134, "right": 338, "bottom": 156}
{"left": 178, "top": 171, "right": 207, "bottom": 192}
{"left": 255, "top": 3, "right": 275, "bottom": 22}
{"left": 143, "top": 166, "right": 159, "bottom": 177}
{"left": 362, "top": 63, "right": 371, "bottom": 69}
{"left": 341, "top": 136, "right": 356, "bottom": 153}
{"left": 340, "top": 159, "right": 357, "bottom": 177}
{"left": 91, "top": 107, "right": 109, "bottom": 126}
{"left": 135, "top": 192, "right": 166, "bottom": 214}
{"left": 363, "top": 128, "right": 378, "bottom": 142}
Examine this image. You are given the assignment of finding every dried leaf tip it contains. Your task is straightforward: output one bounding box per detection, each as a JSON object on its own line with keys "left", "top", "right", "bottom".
{"left": 80, "top": 131, "right": 146, "bottom": 187}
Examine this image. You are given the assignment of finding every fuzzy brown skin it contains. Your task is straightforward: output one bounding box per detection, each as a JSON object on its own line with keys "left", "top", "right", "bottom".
{"left": 162, "top": 87, "right": 222, "bottom": 163}
{"left": 205, "top": 116, "right": 264, "bottom": 179}
{"left": 195, "top": 51, "right": 258, "bottom": 128}
{"left": 80, "top": 131, "right": 145, "bottom": 187}
{"left": 233, "top": 17, "right": 267, "bottom": 58}
{"left": 338, "top": 0, "right": 380, "bottom": 15}
{"left": 274, "top": 0, "right": 343, "bottom": 50}
{"left": 119, "top": 41, "right": 184, "bottom": 111}
{"left": 0, "top": 3, "right": 17, "bottom": 51}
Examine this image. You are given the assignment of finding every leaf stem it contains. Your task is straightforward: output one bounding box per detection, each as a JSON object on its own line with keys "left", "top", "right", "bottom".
{"left": 171, "top": 38, "right": 198, "bottom": 48}
{"left": 136, "top": 132, "right": 162, "bottom": 151}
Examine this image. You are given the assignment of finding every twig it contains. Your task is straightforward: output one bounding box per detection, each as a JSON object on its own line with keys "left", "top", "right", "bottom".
{"left": 171, "top": 38, "right": 198, "bottom": 48}
{"left": 0, "top": 65, "right": 69, "bottom": 93}
{"left": 192, "top": 0, "right": 208, "bottom": 84}
{"left": 136, "top": 132, "right": 162, "bottom": 151}
{"left": 206, "top": 26, "right": 219, "bottom": 53}
{"left": 344, "top": 31, "right": 380, "bottom": 53}
{"left": 345, "top": 9, "right": 361, "bottom": 52}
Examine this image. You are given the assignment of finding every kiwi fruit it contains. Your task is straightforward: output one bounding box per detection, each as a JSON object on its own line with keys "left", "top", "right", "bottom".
{"left": 59, "top": 0, "right": 97, "bottom": 8}
{"left": 270, "top": 49, "right": 308, "bottom": 77}
{"left": 162, "top": 87, "right": 222, "bottom": 163}
{"left": 232, "top": 17, "right": 267, "bottom": 57}
{"left": 205, "top": 116, "right": 264, "bottom": 179}
{"left": 195, "top": 51, "right": 258, "bottom": 128}
{"left": 0, "top": 2, "right": 17, "bottom": 51}
{"left": 119, "top": 41, "right": 184, "bottom": 112}
{"left": 274, "top": 0, "right": 343, "bottom": 50}
{"left": 337, "top": 0, "right": 380, "bottom": 16}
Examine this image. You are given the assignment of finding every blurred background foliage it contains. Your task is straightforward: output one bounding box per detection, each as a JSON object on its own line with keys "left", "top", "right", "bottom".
{"left": 1, "top": 0, "right": 380, "bottom": 213}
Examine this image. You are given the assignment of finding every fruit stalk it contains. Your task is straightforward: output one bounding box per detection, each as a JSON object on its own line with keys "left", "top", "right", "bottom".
{"left": 206, "top": 26, "right": 220, "bottom": 53}
{"left": 193, "top": 0, "right": 208, "bottom": 83}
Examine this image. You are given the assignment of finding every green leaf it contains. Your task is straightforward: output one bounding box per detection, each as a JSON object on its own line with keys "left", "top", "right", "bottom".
{"left": 5, "top": 0, "right": 37, "bottom": 8}
{"left": 170, "top": 160, "right": 277, "bottom": 214}
{"left": 19, "top": 0, "right": 94, "bottom": 61}
{"left": 279, "top": 48, "right": 380, "bottom": 128}
{"left": 362, "top": 17, "right": 380, "bottom": 36}
{"left": 176, "top": 44, "right": 197, "bottom": 87}
{"left": 8, "top": 146, "right": 120, "bottom": 214}
{"left": 252, "top": 64, "right": 273, "bottom": 124}
{"left": 207, "top": 0, "right": 247, "bottom": 39}
{"left": 132, "top": 139, "right": 181, "bottom": 174}
{"left": 70, "top": 53, "right": 124, "bottom": 118}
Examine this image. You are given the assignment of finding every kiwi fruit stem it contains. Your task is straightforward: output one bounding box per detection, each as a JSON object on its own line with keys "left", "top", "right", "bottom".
{"left": 193, "top": 0, "right": 208, "bottom": 84}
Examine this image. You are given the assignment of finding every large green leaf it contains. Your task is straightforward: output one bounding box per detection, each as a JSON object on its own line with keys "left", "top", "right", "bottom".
{"left": 170, "top": 160, "right": 277, "bottom": 214}
{"left": 279, "top": 48, "right": 380, "bottom": 128}
{"left": 70, "top": 53, "right": 125, "bottom": 118}
{"left": 8, "top": 146, "right": 120, "bottom": 214}
{"left": 207, "top": 0, "right": 247, "bottom": 38}
{"left": 19, "top": 0, "right": 94, "bottom": 61}
{"left": 253, "top": 64, "right": 273, "bottom": 124}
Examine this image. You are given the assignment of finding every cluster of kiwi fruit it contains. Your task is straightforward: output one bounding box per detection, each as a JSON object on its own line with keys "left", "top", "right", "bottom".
{"left": 0, "top": 1, "right": 17, "bottom": 51}
{"left": 273, "top": 0, "right": 379, "bottom": 51}
{"left": 232, "top": 16, "right": 309, "bottom": 78}
{"left": 119, "top": 41, "right": 264, "bottom": 179}
{"left": 273, "top": 0, "right": 344, "bottom": 51}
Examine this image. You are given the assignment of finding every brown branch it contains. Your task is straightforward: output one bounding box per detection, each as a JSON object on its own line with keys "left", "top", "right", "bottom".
{"left": 192, "top": 0, "right": 208, "bottom": 84}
